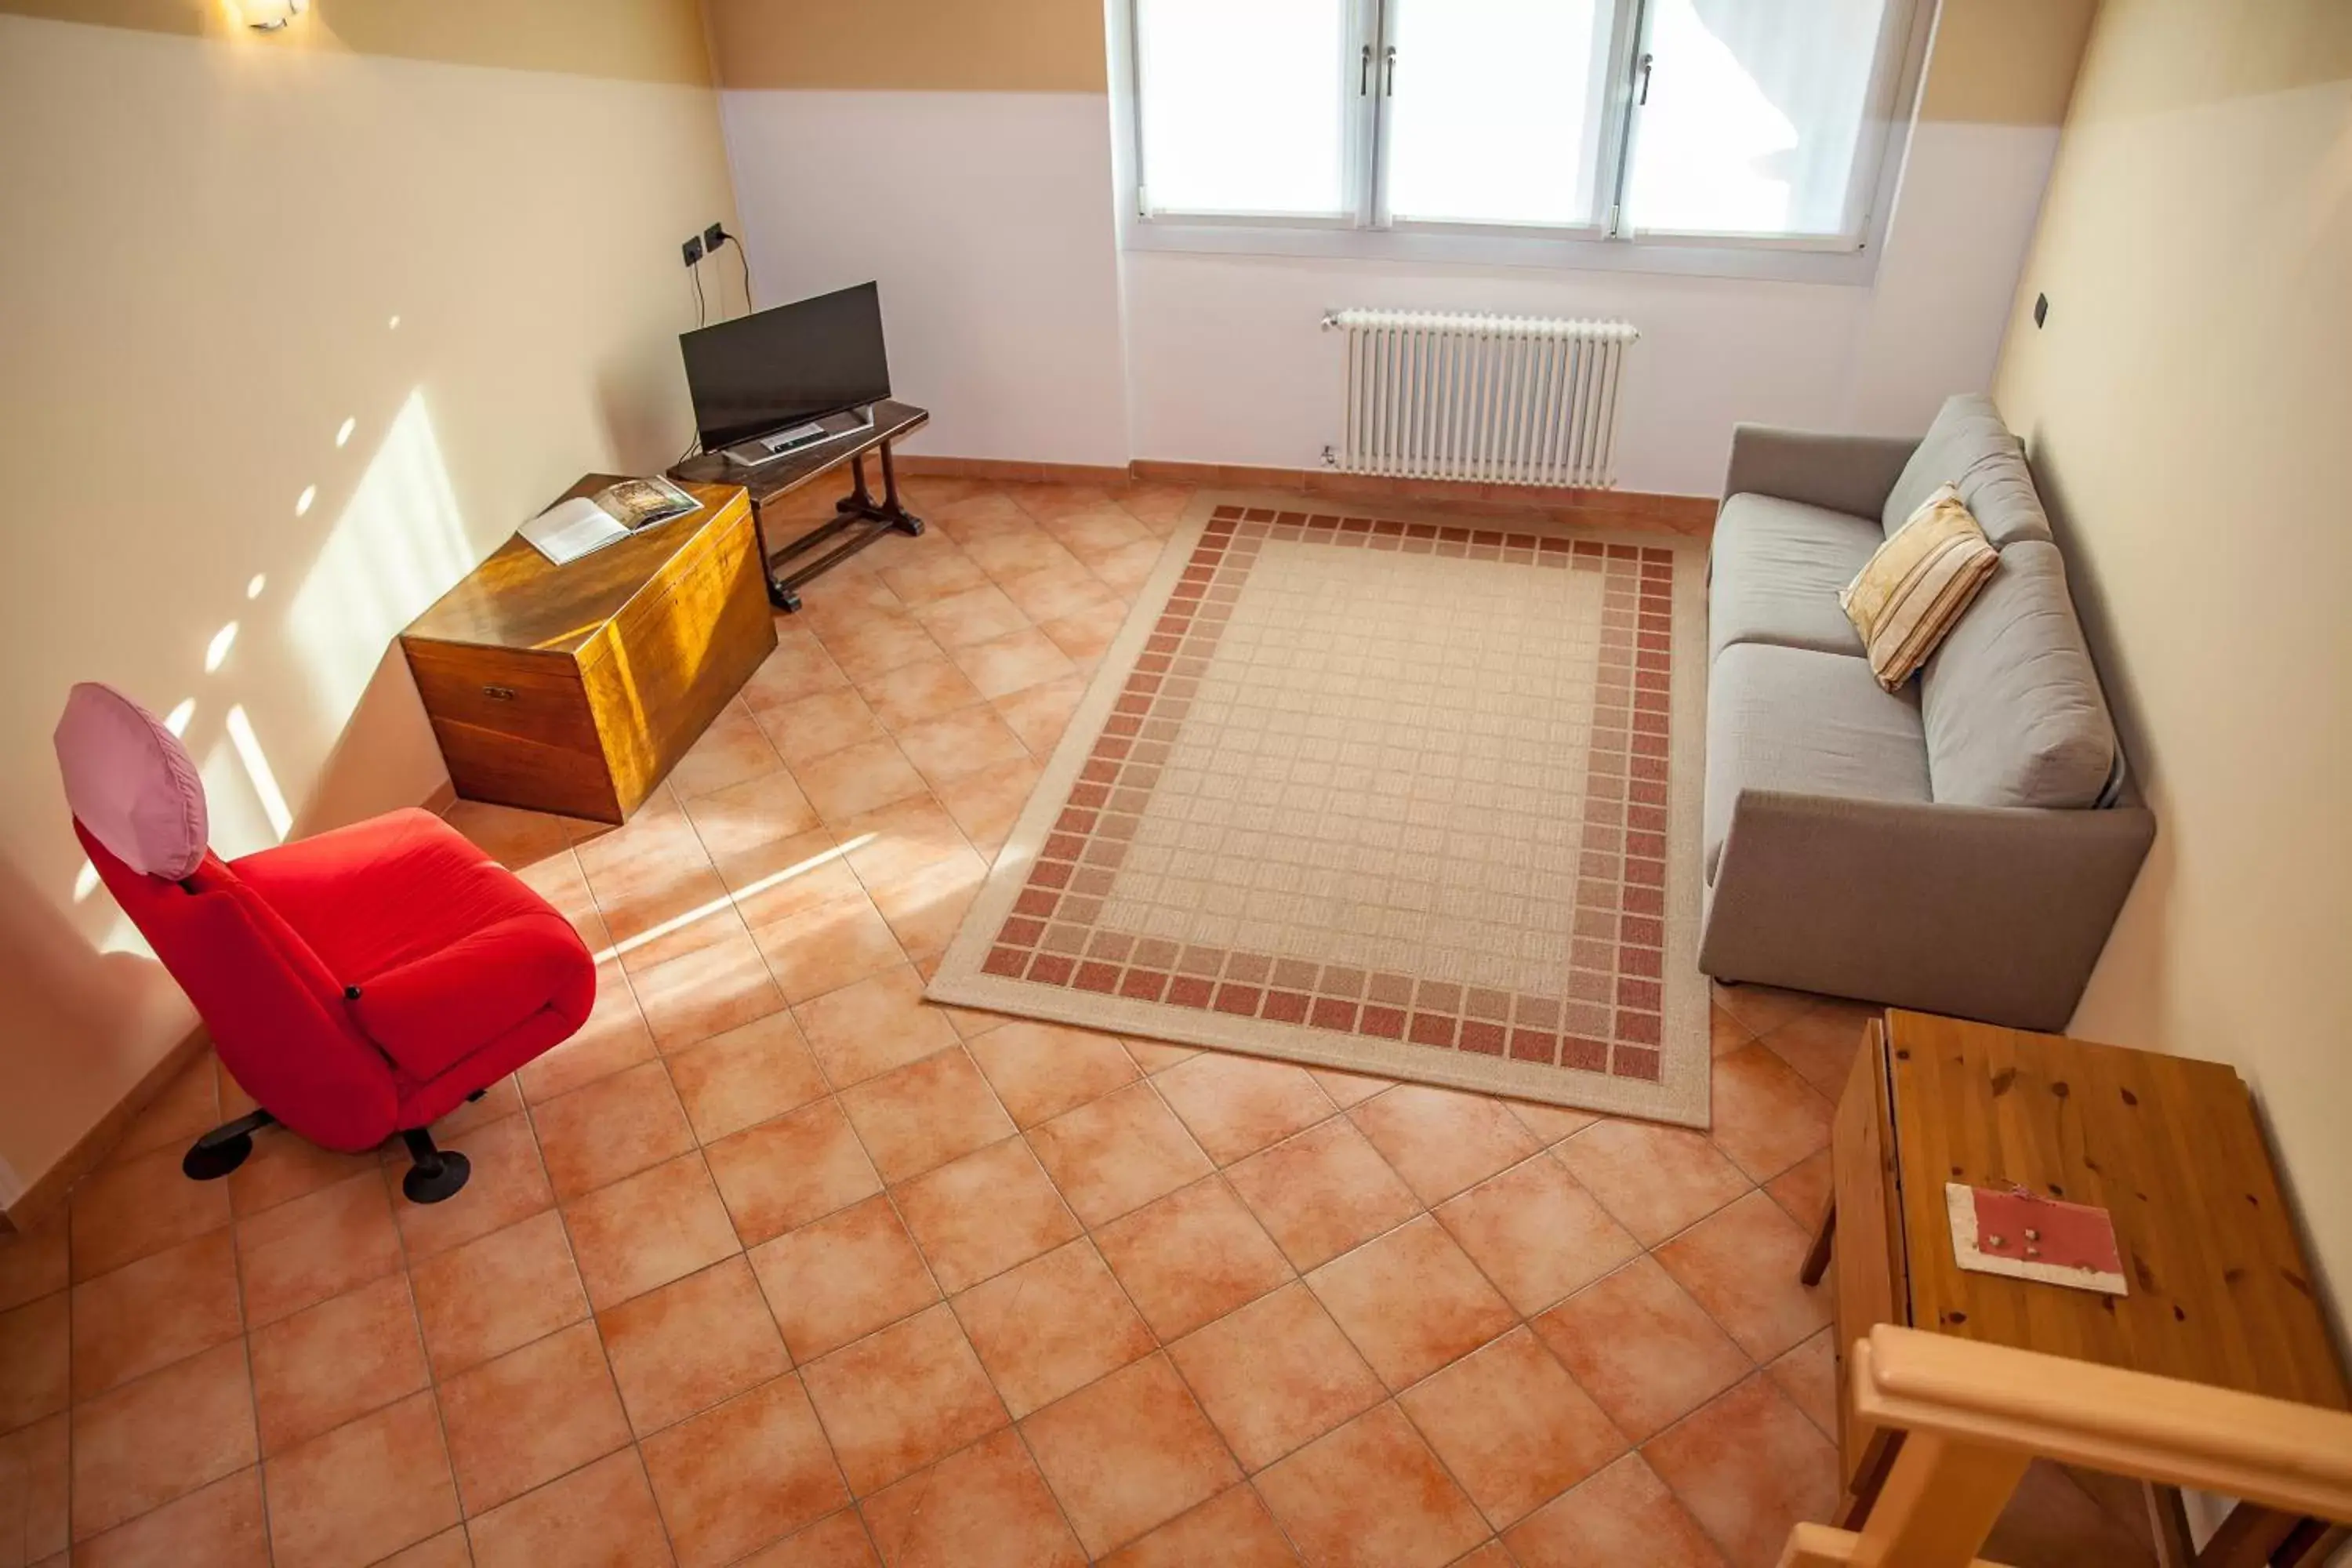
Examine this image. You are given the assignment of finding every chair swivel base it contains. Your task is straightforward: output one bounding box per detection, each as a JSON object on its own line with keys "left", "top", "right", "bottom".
{"left": 181, "top": 1109, "right": 276, "bottom": 1181}
{"left": 180, "top": 1111, "right": 474, "bottom": 1205}
{"left": 400, "top": 1128, "right": 470, "bottom": 1204}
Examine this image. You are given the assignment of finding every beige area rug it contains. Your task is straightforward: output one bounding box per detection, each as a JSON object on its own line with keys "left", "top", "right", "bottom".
{"left": 928, "top": 492, "right": 1711, "bottom": 1126}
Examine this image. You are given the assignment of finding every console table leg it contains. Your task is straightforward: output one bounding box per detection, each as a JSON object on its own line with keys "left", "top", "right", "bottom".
{"left": 826, "top": 445, "right": 923, "bottom": 535}
{"left": 877, "top": 441, "right": 924, "bottom": 536}
{"left": 836, "top": 453, "right": 878, "bottom": 517}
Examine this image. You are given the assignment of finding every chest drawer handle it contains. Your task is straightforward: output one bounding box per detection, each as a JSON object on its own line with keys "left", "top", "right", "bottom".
{"left": 481, "top": 685, "right": 517, "bottom": 701}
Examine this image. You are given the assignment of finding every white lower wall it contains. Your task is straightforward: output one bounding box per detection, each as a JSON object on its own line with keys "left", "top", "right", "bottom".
{"left": 1124, "top": 121, "right": 2060, "bottom": 495}
{"left": 1122, "top": 251, "right": 1864, "bottom": 496}
{"left": 717, "top": 95, "right": 2056, "bottom": 495}
{"left": 719, "top": 89, "right": 1133, "bottom": 466}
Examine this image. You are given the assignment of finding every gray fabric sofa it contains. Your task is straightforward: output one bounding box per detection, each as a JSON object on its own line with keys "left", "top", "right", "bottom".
{"left": 1700, "top": 394, "right": 2154, "bottom": 1032}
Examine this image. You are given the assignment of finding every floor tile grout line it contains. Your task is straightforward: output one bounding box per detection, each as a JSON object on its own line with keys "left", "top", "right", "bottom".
{"left": 1625, "top": 1363, "right": 1798, "bottom": 1563}
{"left": 1203, "top": 1085, "right": 1767, "bottom": 1555}
{"left": 65, "top": 495, "right": 1824, "bottom": 1561}
{"left": 657, "top": 1135, "right": 859, "bottom": 1566}
{"left": 31, "top": 1014, "right": 1790, "bottom": 1560}
{"left": 1033, "top": 1041, "right": 1623, "bottom": 1556}
{"left": 69, "top": 1071, "right": 297, "bottom": 1556}
{"left": 512, "top": 956, "right": 695, "bottom": 1564}
{"left": 1181, "top": 1094, "right": 1562, "bottom": 1501}
{"left": 670, "top": 767, "right": 920, "bottom": 1021}
{"left": 1051, "top": 1062, "right": 1279, "bottom": 1555}
{"left": 798, "top": 996, "right": 1165, "bottom": 1557}
{"left": 89, "top": 1074, "right": 446, "bottom": 1559}
{"left": 39, "top": 488, "right": 1825, "bottom": 1563}
{"left": 778, "top": 1007, "right": 1043, "bottom": 1560}
{"left": 401, "top": 1056, "right": 1737, "bottom": 1563}
{"left": 376, "top": 1105, "right": 481, "bottom": 1565}
{"left": 1079, "top": 1065, "right": 1748, "bottom": 1539}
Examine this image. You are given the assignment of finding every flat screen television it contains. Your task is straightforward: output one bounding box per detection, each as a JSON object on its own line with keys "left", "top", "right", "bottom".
{"left": 680, "top": 281, "right": 890, "bottom": 452}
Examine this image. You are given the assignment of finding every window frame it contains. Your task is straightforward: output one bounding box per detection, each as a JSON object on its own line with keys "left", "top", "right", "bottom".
{"left": 1109, "top": 0, "right": 1935, "bottom": 285}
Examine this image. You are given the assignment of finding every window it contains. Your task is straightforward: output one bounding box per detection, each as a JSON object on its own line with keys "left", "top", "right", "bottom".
{"left": 1127, "top": 0, "right": 1922, "bottom": 262}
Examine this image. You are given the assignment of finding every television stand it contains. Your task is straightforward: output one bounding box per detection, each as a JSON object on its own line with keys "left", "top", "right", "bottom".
{"left": 671, "top": 399, "right": 929, "bottom": 612}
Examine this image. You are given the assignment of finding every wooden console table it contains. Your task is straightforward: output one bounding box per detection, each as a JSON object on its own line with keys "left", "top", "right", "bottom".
{"left": 671, "top": 399, "right": 929, "bottom": 612}
{"left": 1806, "top": 1009, "right": 2348, "bottom": 1566}
{"left": 399, "top": 476, "right": 773, "bottom": 823}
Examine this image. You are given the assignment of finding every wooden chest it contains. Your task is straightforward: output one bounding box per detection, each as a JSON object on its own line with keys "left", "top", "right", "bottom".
{"left": 399, "top": 477, "right": 774, "bottom": 823}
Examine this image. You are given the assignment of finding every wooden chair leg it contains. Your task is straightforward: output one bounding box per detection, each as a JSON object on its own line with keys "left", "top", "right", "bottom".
{"left": 1849, "top": 1431, "right": 2030, "bottom": 1568}
{"left": 2145, "top": 1483, "right": 2198, "bottom": 1568}
{"left": 2283, "top": 1521, "right": 2350, "bottom": 1566}
{"left": 1801, "top": 1196, "right": 1837, "bottom": 1287}
{"left": 2197, "top": 1503, "right": 2303, "bottom": 1568}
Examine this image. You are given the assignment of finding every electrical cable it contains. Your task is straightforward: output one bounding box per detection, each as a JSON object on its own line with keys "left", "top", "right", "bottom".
{"left": 726, "top": 234, "right": 753, "bottom": 316}
{"left": 674, "top": 230, "right": 750, "bottom": 463}
{"left": 678, "top": 260, "right": 709, "bottom": 465}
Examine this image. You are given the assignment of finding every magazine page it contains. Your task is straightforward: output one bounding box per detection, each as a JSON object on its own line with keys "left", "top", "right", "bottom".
{"left": 521, "top": 497, "right": 630, "bottom": 564}
{"left": 595, "top": 476, "right": 699, "bottom": 530}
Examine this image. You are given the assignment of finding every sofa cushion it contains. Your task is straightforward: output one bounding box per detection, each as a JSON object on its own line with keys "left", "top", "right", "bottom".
{"left": 1882, "top": 394, "right": 2053, "bottom": 549}
{"left": 1708, "top": 493, "right": 1882, "bottom": 661}
{"left": 1921, "top": 540, "right": 2118, "bottom": 809}
{"left": 1842, "top": 483, "right": 2001, "bottom": 691}
{"left": 1705, "top": 642, "right": 1932, "bottom": 883}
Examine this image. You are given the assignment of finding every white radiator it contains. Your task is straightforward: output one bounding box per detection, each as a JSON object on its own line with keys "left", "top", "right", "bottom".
{"left": 1323, "top": 309, "right": 1638, "bottom": 489}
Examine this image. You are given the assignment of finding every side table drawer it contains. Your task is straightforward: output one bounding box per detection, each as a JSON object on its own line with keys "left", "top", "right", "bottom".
{"left": 1830, "top": 1014, "right": 1904, "bottom": 1492}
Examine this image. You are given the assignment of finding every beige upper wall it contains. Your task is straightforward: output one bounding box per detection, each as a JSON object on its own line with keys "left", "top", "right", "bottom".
{"left": 705, "top": 0, "right": 1109, "bottom": 93}
{"left": 2059, "top": 0, "right": 2352, "bottom": 118}
{"left": 698, "top": 0, "right": 2081, "bottom": 107}
{"left": 1918, "top": 0, "right": 2097, "bottom": 125}
{"left": 0, "top": 8, "right": 739, "bottom": 1208}
{"left": 0, "top": 0, "right": 714, "bottom": 84}
{"left": 1993, "top": 0, "right": 2352, "bottom": 1314}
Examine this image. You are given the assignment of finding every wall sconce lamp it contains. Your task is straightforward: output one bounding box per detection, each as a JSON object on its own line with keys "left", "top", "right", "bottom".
{"left": 247, "top": 0, "right": 309, "bottom": 31}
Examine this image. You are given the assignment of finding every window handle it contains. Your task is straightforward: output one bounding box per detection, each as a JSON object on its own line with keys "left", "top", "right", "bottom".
{"left": 1360, "top": 43, "right": 1373, "bottom": 95}
{"left": 1383, "top": 45, "right": 1396, "bottom": 96}
{"left": 1637, "top": 51, "right": 1653, "bottom": 105}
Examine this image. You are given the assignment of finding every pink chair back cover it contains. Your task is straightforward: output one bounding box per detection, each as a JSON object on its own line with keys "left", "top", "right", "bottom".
{"left": 53, "top": 682, "right": 209, "bottom": 879}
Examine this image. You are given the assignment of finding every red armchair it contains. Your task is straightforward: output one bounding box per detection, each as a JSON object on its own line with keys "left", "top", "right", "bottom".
{"left": 57, "top": 684, "right": 596, "bottom": 1203}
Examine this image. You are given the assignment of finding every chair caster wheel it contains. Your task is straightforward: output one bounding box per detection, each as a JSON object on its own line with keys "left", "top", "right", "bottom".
{"left": 181, "top": 1134, "right": 252, "bottom": 1181}
{"left": 401, "top": 1149, "right": 471, "bottom": 1204}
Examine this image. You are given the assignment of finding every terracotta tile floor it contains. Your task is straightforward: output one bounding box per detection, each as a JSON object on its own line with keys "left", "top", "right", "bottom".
{"left": 0, "top": 477, "right": 2161, "bottom": 1566}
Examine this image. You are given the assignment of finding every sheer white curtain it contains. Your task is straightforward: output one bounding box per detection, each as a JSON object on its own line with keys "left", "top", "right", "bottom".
{"left": 1624, "top": 0, "right": 1890, "bottom": 237}
{"left": 1382, "top": 0, "right": 1617, "bottom": 228}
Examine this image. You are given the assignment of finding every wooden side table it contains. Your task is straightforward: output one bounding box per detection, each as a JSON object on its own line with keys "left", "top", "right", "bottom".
{"left": 399, "top": 477, "right": 773, "bottom": 824}
{"left": 1806, "top": 1009, "right": 2348, "bottom": 1565}
{"left": 672, "top": 399, "right": 929, "bottom": 612}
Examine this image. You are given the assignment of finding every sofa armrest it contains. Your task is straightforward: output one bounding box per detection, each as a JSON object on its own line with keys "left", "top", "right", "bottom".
{"left": 1700, "top": 789, "right": 2155, "bottom": 1032}
{"left": 1721, "top": 425, "right": 1920, "bottom": 521}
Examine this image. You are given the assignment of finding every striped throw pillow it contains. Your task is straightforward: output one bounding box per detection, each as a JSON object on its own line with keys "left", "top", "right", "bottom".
{"left": 1840, "top": 483, "right": 2000, "bottom": 691}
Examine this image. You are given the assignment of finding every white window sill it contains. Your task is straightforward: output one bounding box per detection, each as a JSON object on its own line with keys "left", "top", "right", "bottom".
{"left": 1120, "top": 214, "right": 1883, "bottom": 286}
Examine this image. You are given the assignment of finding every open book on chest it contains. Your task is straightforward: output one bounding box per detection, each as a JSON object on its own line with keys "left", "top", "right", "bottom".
{"left": 521, "top": 476, "right": 700, "bottom": 565}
